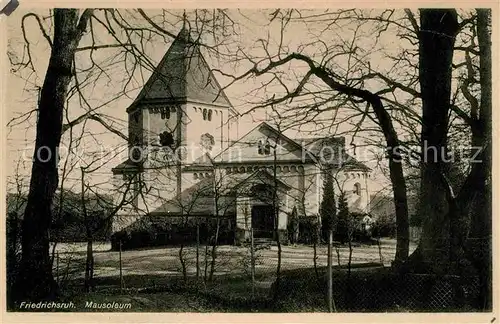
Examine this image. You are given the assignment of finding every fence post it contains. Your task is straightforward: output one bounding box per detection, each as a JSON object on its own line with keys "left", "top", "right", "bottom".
{"left": 328, "top": 229, "right": 333, "bottom": 312}
{"left": 56, "top": 252, "right": 60, "bottom": 286}
{"left": 196, "top": 221, "right": 200, "bottom": 283}
{"left": 119, "top": 240, "right": 123, "bottom": 292}
{"left": 251, "top": 227, "right": 255, "bottom": 299}
{"left": 335, "top": 246, "right": 341, "bottom": 267}
{"left": 377, "top": 236, "right": 384, "bottom": 265}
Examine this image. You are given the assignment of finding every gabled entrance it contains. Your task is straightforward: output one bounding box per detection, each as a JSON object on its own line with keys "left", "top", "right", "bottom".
{"left": 232, "top": 169, "right": 291, "bottom": 244}
{"left": 251, "top": 205, "right": 275, "bottom": 239}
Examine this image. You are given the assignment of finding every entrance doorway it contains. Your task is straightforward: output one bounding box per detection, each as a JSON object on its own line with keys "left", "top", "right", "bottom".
{"left": 251, "top": 205, "right": 275, "bottom": 239}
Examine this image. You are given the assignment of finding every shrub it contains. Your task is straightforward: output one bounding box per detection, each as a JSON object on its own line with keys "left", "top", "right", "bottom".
{"left": 297, "top": 216, "right": 320, "bottom": 244}
{"left": 129, "top": 229, "right": 156, "bottom": 248}
{"left": 110, "top": 230, "right": 130, "bottom": 250}
{"left": 111, "top": 216, "right": 235, "bottom": 250}
{"left": 372, "top": 213, "right": 397, "bottom": 238}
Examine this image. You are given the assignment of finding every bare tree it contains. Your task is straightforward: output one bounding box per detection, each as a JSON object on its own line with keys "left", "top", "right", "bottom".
{"left": 214, "top": 9, "right": 490, "bottom": 278}
{"left": 8, "top": 8, "right": 235, "bottom": 302}
{"left": 219, "top": 9, "right": 411, "bottom": 263}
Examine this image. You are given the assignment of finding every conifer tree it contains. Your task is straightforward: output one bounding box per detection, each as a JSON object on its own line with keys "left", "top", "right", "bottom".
{"left": 336, "top": 191, "right": 350, "bottom": 244}
{"left": 320, "top": 169, "right": 337, "bottom": 242}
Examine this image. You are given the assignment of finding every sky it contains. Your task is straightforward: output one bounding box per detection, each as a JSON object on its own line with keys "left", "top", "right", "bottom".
{"left": 4, "top": 8, "right": 422, "bottom": 195}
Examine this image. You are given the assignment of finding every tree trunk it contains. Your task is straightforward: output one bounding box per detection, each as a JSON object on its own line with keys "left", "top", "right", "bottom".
{"left": 413, "top": 9, "right": 459, "bottom": 274}
{"left": 313, "top": 239, "right": 319, "bottom": 281}
{"left": 327, "top": 229, "right": 333, "bottom": 312}
{"left": 196, "top": 221, "right": 200, "bottom": 283}
{"left": 271, "top": 148, "right": 282, "bottom": 306}
{"left": 12, "top": 9, "right": 91, "bottom": 303}
{"left": 313, "top": 68, "right": 410, "bottom": 264}
{"left": 209, "top": 216, "right": 221, "bottom": 281}
{"left": 179, "top": 244, "right": 187, "bottom": 283}
{"left": 204, "top": 240, "right": 209, "bottom": 284}
{"left": 388, "top": 154, "right": 410, "bottom": 264}
{"left": 84, "top": 237, "right": 94, "bottom": 293}
{"left": 466, "top": 9, "right": 492, "bottom": 309}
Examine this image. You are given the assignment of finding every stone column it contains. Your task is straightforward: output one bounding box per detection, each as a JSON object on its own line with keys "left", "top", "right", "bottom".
{"left": 277, "top": 208, "right": 288, "bottom": 244}
{"left": 235, "top": 196, "right": 251, "bottom": 244}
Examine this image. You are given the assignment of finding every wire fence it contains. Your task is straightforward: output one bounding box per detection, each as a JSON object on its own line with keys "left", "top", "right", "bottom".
{"left": 49, "top": 239, "right": 483, "bottom": 312}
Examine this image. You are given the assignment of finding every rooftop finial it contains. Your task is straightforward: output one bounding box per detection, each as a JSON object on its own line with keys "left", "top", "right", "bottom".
{"left": 182, "top": 10, "right": 187, "bottom": 30}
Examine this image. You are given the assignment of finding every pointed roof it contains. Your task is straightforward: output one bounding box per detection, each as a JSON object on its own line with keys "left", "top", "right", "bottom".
{"left": 127, "top": 27, "right": 234, "bottom": 112}
{"left": 212, "top": 122, "right": 370, "bottom": 171}
{"left": 212, "top": 121, "right": 318, "bottom": 164}
{"left": 149, "top": 176, "right": 215, "bottom": 216}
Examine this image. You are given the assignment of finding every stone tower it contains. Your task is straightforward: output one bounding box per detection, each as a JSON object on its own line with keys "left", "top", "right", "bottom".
{"left": 111, "top": 26, "right": 237, "bottom": 231}
{"left": 125, "top": 26, "right": 236, "bottom": 163}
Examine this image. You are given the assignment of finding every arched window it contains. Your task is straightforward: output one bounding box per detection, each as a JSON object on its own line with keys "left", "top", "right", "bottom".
{"left": 257, "top": 139, "right": 272, "bottom": 155}
{"left": 207, "top": 109, "right": 213, "bottom": 121}
{"left": 202, "top": 108, "right": 207, "bottom": 120}
{"left": 159, "top": 131, "right": 174, "bottom": 148}
{"left": 263, "top": 140, "right": 271, "bottom": 155}
{"left": 353, "top": 183, "right": 361, "bottom": 196}
{"left": 161, "top": 107, "right": 170, "bottom": 120}
{"left": 258, "top": 140, "right": 264, "bottom": 155}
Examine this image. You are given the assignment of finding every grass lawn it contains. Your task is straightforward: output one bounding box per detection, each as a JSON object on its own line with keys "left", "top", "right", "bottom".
{"left": 54, "top": 239, "right": 417, "bottom": 284}
{"left": 54, "top": 273, "right": 276, "bottom": 312}
{"left": 38, "top": 239, "right": 429, "bottom": 312}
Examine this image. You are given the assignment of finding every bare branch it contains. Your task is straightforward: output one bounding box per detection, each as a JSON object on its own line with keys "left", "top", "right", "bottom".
{"left": 22, "top": 13, "right": 53, "bottom": 47}
{"left": 404, "top": 9, "right": 419, "bottom": 34}
{"left": 75, "top": 43, "right": 134, "bottom": 52}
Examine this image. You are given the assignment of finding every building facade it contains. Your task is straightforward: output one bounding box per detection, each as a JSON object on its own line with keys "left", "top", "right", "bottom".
{"left": 111, "top": 27, "right": 372, "bottom": 244}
